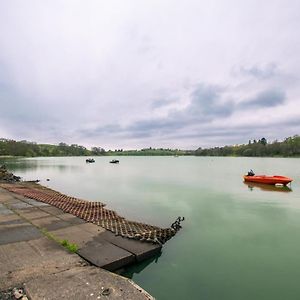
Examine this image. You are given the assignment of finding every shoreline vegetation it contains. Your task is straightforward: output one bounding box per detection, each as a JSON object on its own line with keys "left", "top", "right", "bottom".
{"left": 0, "top": 135, "right": 299, "bottom": 158}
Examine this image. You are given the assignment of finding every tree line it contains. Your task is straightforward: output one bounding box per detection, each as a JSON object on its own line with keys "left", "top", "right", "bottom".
{"left": 106, "top": 147, "right": 193, "bottom": 156}
{"left": 195, "top": 135, "right": 300, "bottom": 157}
{"left": 1, "top": 135, "right": 299, "bottom": 157}
{"left": 0, "top": 139, "right": 105, "bottom": 157}
{"left": 0, "top": 139, "right": 189, "bottom": 157}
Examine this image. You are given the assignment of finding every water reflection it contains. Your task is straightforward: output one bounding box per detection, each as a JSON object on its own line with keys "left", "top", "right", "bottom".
{"left": 0, "top": 157, "right": 80, "bottom": 172}
{"left": 244, "top": 181, "right": 292, "bottom": 193}
{"left": 122, "top": 252, "right": 162, "bottom": 279}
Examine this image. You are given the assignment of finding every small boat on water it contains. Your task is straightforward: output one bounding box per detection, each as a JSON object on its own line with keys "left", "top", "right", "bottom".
{"left": 244, "top": 181, "right": 292, "bottom": 192}
{"left": 243, "top": 170, "right": 292, "bottom": 185}
{"left": 86, "top": 158, "right": 95, "bottom": 163}
{"left": 109, "top": 159, "right": 119, "bottom": 164}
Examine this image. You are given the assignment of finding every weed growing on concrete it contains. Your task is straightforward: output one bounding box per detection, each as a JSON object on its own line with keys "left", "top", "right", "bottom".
{"left": 60, "top": 239, "right": 78, "bottom": 253}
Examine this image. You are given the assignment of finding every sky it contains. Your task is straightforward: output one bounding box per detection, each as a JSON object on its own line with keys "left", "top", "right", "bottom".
{"left": 0, "top": 0, "right": 300, "bottom": 150}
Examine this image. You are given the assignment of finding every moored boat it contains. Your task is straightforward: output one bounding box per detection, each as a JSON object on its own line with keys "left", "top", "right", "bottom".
{"left": 86, "top": 158, "right": 95, "bottom": 163}
{"left": 109, "top": 159, "right": 119, "bottom": 164}
{"left": 243, "top": 174, "right": 292, "bottom": 185}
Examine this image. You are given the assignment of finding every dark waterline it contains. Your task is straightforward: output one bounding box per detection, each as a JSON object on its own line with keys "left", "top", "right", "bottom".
{"left": 1, "top": 156, "right": 300, "bottom": 300}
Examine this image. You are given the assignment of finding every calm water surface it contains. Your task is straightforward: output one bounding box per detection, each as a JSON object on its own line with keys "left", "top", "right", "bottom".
{"left": 1, "top": 156, "right": 300, "bottom": 300}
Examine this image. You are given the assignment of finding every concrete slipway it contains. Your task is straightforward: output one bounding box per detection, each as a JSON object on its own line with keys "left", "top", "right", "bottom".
{"left": 0, "top": 186, "right": 158, "bottom": 299}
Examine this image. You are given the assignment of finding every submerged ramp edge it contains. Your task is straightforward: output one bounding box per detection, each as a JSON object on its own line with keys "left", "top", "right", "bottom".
{"left": 0, "top": 182, "right": 182, "bottom": 244}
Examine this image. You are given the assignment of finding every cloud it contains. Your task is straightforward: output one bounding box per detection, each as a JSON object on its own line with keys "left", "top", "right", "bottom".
{"left": 120, "top": 85, "right": 286, "bottom": 140}
{"left": 151, "top": 98, "right": 175, "bottom": 109}
{"left": 94, "top": 84, "right": 234, "bottom": 140}
{"left": 78, "top": 124, "right": 122, "bottom": 138}
{"left": 0, "top": 0, "right": 299, "bottom": 149}
{"left": 239, "top": 63, "right": 278, "bottom": 79}
{"left": 240, "top": 89, "right": 286, "bottom": 109}
{"left": 188, "top": 84, "right": 233, "bottom": 118}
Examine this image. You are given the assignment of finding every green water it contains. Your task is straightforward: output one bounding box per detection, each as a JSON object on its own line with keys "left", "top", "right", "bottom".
{"left": 1, "top": 156, "right": 300, "bottom": 300}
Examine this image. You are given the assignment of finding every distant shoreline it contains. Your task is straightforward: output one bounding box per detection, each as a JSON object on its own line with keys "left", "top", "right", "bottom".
{"left": 1, "top": 135, "right": 299, "bottom": 158}
{"left": 1, "top": 154, "right": 300, "bottom": 159}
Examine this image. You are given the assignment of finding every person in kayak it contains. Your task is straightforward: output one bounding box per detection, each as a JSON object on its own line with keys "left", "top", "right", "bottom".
{"left": 247, "top": 169, "right": 255, "bottom": 176}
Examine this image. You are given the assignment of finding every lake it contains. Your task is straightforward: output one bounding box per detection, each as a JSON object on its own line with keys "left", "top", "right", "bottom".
{"left": 1, "top": 156, "right": 300, "bottom": 300}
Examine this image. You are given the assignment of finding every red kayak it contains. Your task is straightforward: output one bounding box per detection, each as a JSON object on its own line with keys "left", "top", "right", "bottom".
{"left": 243, "top": 175, "right": 293, "bottom": 185}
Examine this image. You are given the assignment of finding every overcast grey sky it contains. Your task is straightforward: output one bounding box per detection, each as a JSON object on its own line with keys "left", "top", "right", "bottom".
{"left": 0, "top": 0, "right": 299, "bottom": 149}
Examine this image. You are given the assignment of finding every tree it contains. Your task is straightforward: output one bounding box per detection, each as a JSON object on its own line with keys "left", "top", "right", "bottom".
{"left": 260, "top": 137, "right": 267, "bottom": 145}
{"left": 91, "top": 147, "right": 105, "bottom": 155}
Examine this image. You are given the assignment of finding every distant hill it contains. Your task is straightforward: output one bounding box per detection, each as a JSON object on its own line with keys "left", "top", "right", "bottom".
{"left": 195, "top": 135, "right": 300, "bottom": 157}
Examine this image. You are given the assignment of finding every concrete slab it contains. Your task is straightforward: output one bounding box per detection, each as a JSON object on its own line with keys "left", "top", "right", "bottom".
{"left": 21, "top": 198, "right": 51, "bottom": 207}
{"left": 78, "top": 222, "right": 106, "bottom": 235}
{"left": 0, "top": 213, "right": 23, "bottom": 225}
{"left": 0, "top": 237, "right": 84, "bottom": 290}
{"left": 78, "top": 240, "right": 135, "bottom": 271}
{"left": 0, "top": 218, "right": 25, "bottom": 226}
{"left": 25, "top": 266, "right": 153, "bottom": 300}
{"left": 0, "top": 191, "right": 18, "bottom": 203}
{"left": 40, "top": 206, "right": 65, "bottom": 215}
{"left": 0, "top": 224, "right": 43, "bottom": 245}
{"left": 8, "top": 200, "right": 33, "bottom": 210}
{"left": 0, "top": 193, "right": 15, "bottom": 203}
{"left": 49, "top": 224, "right": 102, "bottom": 248}
{"left": 11, "top": 205, "right": 33, "bottom": 212}
{"left": 3, "top": 197, "right": 24, "bottom": 204}
{"left": 0, "top": 203, "right": 13, "bottom": 215}
{"left": 56, "top": 212, "right": 86, "bottom": 225}
{"left": 16, "top": 207, "right": 51, "bottom": 220}
{"left": 96, "top": 231, "right": 162, "bottom": 262}
{"left": 0, "top": 197, "right": 15, "bottom": 204}
{"left": 30, "top": 215, "right": 71, "bottom": 231}
{"left": 0, "top": 188, "right": 33, "bottom": 204}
